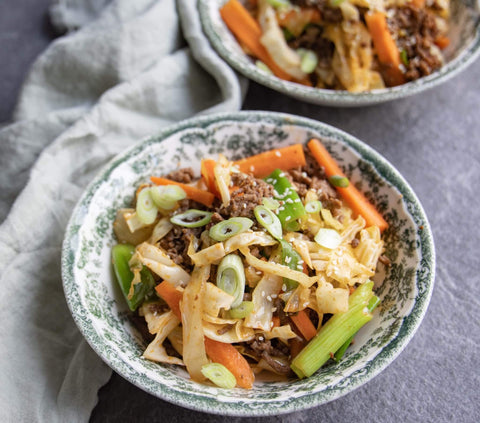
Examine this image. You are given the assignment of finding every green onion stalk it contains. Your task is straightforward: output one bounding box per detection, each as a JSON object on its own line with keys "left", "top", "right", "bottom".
{"left": 291, "top": 281, "right": 379, "bottom": 378}
{"left": 111, "top": 244, "right": 155, "bottom": 311}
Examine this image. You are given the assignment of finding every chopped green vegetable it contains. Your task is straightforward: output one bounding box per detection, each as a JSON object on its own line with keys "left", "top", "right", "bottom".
{"left": 291, "top": 282, "right": 375, "bottom": 378}
{"left": 136, "top": 188, "right": 158, "bottom": 224}
{"left": 262, "top": 197, "right": 280, "bottom": 210}
{"left": 279, "top": 239, "right": 303, "bottom": 290}
{"left": 329, "top": 0, "right": 345, "bottom": 6}
{"left": 170, "top": 209, "right": 212, "bottom": 228}
{"left": 297, "top": 48, "right": 319, "bottom": 74}
{"left": 201, "top": 363, "right": 237, "bottom": 389}
{"left": 266, "top": 0, "right": 291, "bottom": 8}
{"left": 254, "top": 205, "right": 283, "bottom": 239}
{"left": 229, "top": 301, "right": 254, "bottom": 319}
{"left": 265, "top": 169, "right": 306, "bottom": 231}
{"left": 209, "top": 217, "right": 253, "bottom": 241}
{"left": 217, "top": 254, "right": 246, "bottom": 308}
{"left": 314, "top": 228, "right": 342, "bottom": 249}
{"left": 328, "top": 175, "right": 349, "bottom": 188}
{"left": 255, "top": 60, "right": 273, "bottom": 75}
{"left": 283, "top": 27, "right": 294, "bottom": 41}
{"left": 150, "top": 185, "right": 186, "bottom": 210}
{"left": 111, "top": 244, "right": 155, "bottom": 311}
{"left": 305, "top": 200, "right": 322, "bottom": 214}
{"left": 400, "top": 49, "right": 409, "bottom": 66}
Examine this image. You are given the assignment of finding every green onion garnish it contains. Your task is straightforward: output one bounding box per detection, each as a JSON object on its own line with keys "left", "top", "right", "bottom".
{"left": 305, "top": 200, "right": 322, "bottom": 214}
{"left": 262, "top": 197, "right": 280, "bottom": 210}
{"left": 297, "top": 48, "right": 319, "bottom": 74}
{"left": 266, "top": 0, "right": 291, "bottom": 8}
{"left": 255, "top": 60, "right": 273, "bottom": 75}
{"left": 314, "top": 228, "right": 342, "bottom": 249}
{"left": 209, "top": 217, "right": 253, "bottom": 241}
{"left": 170, "top": 209, "right": 212, "bottom": 228}
{"left": 201, "top": 363, "right": 237, "bottom": 389}
{"left": 328, "top": 175, "right": 349, "bottom": 188}
{"left": 400, "top": 49, "right": 409, "bottom": 66}
{"left": 217, "top": 254, "right": 246, "bottom": 308}
{"left": 254, "top": 205, "right": 283, "bottom": 240}
{"left": 136, "top": 188, "right": 158, "bottom": 224}
{"left": 150, "top": 185, "right": 186, "bottom": 210}
{"left": 229, "top": 301, "right": 254, "bottom": 319}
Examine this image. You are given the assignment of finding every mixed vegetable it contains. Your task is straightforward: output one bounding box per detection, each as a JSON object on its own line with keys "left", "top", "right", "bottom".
{"left": 220, "top": 0, "right": 450, "bottom": 92}
{"left": 111, "top": 139, "right": 389, "bottom": 388}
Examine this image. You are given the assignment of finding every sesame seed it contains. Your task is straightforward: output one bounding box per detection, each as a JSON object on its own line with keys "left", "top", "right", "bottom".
{"left": 285, "top": 216, "right": 291, "bottom": 221}
{"left": 261, "top": 291, "right": 266, "bottom": 297}
{"left": 267, "top": 295, "right": 272, "bottom": 301}
{"left": 275, "top": 151, "right": 281, "bottom": 157}
{"left": 250, "top": 165, "right": 255, "bottom": 172}
{"left": 282, "top": 284, "right": 287, "bottom": 291}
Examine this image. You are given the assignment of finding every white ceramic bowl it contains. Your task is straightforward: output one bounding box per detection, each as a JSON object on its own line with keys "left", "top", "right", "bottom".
{"left": 199, "top": 0, "right": 480, "bottom": 106}
{"left": 61, "top": 111, "right": 435, "bottom": 416}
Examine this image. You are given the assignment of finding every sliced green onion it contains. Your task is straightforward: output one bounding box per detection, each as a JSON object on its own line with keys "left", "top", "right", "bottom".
{"left": 170, "top": 209, "right": 212, "bottom": 228}
{"left": 262, "top": 197, "right": 280, "bottom": 210}
{"left": 254, "top": 205, "right": 283, "bottom": 240}
{"left": 314, "top": 228, "right": 342, "bottom": 249}
{"left": 328, "top": 175, "right": 349, "bottom": 188}
{"left": 305, "top": 200, "right": 322, "bottom": 214}
{"left": 229, "top": 301, "right": 254, "bottom": 319}
{"left": 291, "top": 283, "right": 375, "bottom": 378}
{"left": 297, "top": 48, "right": 318, "bottom": 74}
{"left": 136, "top": 188, "right": 158, "bottom": 224}
{"left": 329, "top": 0, "right": 345, "bottom": 6}
{"left": 266, "top": 0, "right": 291, "bottom": 8}
{"left": 209, "top": 217, "right": 253, "bottom": 241}
{"left": 279, "top": 239, "right": 302, "bottom": 290}
{"left": 150, "top": 185, "right": 186, "bottom": 210}
{"left": 255, "top": 60, "right": 273, "bottom": 75}
{"left": 217, "top": 254, "right": 246, "bottom": 308}
{"left": 201, "top": 363, "right": 237, "bottom": 389}
{"left": 400, "top": 49, "right": 409, "bottom": 66}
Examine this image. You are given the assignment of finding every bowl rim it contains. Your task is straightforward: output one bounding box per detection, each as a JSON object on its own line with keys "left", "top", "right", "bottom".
{"left": 198, "top": 0, "right": 480, "bottom": 106}
{"left": 61, "top": 111, "right": 436, "bottom": 416}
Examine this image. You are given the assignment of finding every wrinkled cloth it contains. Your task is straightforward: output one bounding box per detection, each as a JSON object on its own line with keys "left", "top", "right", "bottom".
{"left": 0, "top": 0, "right": 245, "bottom": 421}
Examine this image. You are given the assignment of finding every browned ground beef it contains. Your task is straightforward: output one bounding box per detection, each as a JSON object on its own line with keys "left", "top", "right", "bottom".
{"left": 387, "top": 5, "right": 442, "bottom": 81}
{"left": 216, "top": 172, "right": 274, "bottom": 220}
{"left": 164, "top": 167, "right": 195, "bottom": 184}
{"left": 291, "top": 0, "right": 343, "bottom": 23}
{"left": 245, "top": 334, "right": 292, "bottom": 375}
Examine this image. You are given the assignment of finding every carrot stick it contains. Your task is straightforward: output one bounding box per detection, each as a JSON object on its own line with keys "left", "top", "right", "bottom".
{"left": 234, "top": 144, "right": 306, "bottom": 178}
{"left": 155, "top": 281, "right": 182, "bottom": 320}
{"left": 220, "top": 0, "right": 292, "bottom": 81}
{"left": 150, "top": 177, "right": 215, "bottom": 207}
{"left": 200, "top": 159, "right": 220, "bottom": 197}
{"left": 434, "top": 35, "right": 450, "bottom": 50}
{"left": 290, "top": 309, "right": 317, "bottom": 341}
{"left": 410, "top": 0, "right": 425, "bottom": 8}
{"left": 365, "top": 11, "right": 406, "bottom": 86}
{"left": 307, "top": 139, "right": 388, "bottom": 232}
{"left": 204, "top": 337, "right": 255, "bottom": 389}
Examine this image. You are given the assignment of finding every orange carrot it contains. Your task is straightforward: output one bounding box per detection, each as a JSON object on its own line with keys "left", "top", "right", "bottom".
{"left": 200, "top": 159, "right": 220, "bottom": 197}
{"left": 277, "top": 8, "right": 321, "bottom": 37}
{"left": 434, "top": 35, "right": 450, "bottom": 50}
{"left": 204, "top": 337, "right": 255, "bottom": 389}
{"left": 155, "top": 281, "right": 182, "bottom": 319}
{"left": 290, "top": 309, "right": 317, "bottom": 341}
{"left": 272, "top": 316, "right": 281, "bottom": 328}
{"left": 150, "top": 177, "right": 215, "bottom": 207}
{"left": 307, "top": 139, "right": 389, "bottom": 232}
{"left": 220, "top": 0, "right": 292, "bottom": 81}
{"left": 234, "top": 144, "right": 306, "bottom": 178}
{"left": 365, "top": 11, "right": 406, "bottom": 86}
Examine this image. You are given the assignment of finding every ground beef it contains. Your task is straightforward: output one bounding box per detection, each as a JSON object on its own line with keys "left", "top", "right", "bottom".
{"left": 287, "top": 148, "right": 343, "bottom": 216}
{"left": 288, "top": 26, "right": 335, "bottom": 69}
{"left": 164, "top": 167, "right": 195, "bottom": 184}
{"left": 158, "top": 224, "right": 203, "bottom": 268}
{"left": 245, "top": 334, "right": 292, "bottom": 375}
{"left": 216, "top": 173, "right": 274, "bottom": 220}
{"left": 129, "top": 314, "right": 154, "bottom": 343}
{"left": 291, "top": 0, "right": 343, "bottom": 23}
{"left": 387, "top": 5, "right": 442, "bottom": 81}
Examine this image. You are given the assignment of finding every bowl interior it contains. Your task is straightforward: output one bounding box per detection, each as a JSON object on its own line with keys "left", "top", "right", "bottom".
{"left": 62, "top": 112, "right": 435, "bottom": 415}
{"left": 199, "top": 0, "right": 480, "bottom": 106}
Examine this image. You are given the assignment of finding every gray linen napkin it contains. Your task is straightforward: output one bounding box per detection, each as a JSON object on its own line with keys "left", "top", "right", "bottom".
{"left": 0, "top": 0, "right": 245, "bottom": 421}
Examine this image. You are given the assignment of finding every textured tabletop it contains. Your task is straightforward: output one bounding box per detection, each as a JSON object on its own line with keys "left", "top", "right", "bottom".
{"left": 1, "top": 1, "right": 479, "bottom": 422}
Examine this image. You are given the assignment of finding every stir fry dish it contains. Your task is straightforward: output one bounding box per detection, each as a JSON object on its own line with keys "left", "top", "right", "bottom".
{"left": 111, "top": 139, "right": 389, "bottom": 389}
{"left": 220, "top": 0, "right": 450, "bottom": 92}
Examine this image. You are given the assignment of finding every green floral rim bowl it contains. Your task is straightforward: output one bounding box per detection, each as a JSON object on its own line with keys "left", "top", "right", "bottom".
{"left": 61, "top": 111, "right": 435, "bottom": 416}
{"left": 198, "top": 0, "right": 480, "bottom": 106}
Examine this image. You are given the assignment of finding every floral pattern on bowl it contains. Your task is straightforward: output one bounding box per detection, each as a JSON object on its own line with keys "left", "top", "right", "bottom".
{"left": 61, "top": 111, "right": 435, "bottom": 416}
